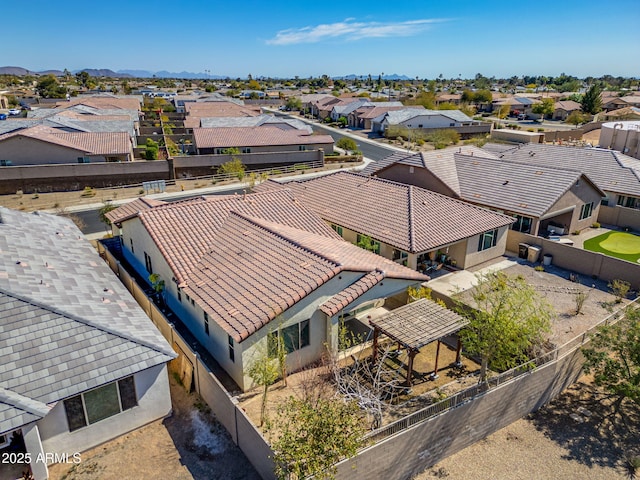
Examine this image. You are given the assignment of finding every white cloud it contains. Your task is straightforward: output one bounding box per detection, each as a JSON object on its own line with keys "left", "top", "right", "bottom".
{"left": 266, "top": 18, "right": 446, "bottom": 46}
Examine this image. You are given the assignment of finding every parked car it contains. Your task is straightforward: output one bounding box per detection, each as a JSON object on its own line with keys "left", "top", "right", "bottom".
{"left": 8, "top": 108, "right": 21, "bottom": 116}
{"left": 0, "top": 114, "right": 7, "bottom": 120}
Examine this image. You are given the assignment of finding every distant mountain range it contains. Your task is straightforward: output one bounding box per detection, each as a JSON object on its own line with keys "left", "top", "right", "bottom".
{"left": 0, "top": 66, "right": 412, "bottom": 80}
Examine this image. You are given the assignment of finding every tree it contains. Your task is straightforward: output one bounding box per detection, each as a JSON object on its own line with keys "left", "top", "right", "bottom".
{"left": 217, "top": 157, "right": 245, "bottom": 180}
{"left": 566, "top": 111, "right": 589, "bottom": 126}
{"left": 98, "top": 202, "right": 118, "bottom": 233}
{"left": 356, "top": 234, "right": 378, "bottom": 253}
{"left": 267, "top": 396, "right": 364, "bottom": 480}
{"left": 581, "top": 83, "right": 603, "bottom": 115}
{"left": 496, "top": 104, "right": 510, "bottom": 120}
{"left": 582, "top": 306, "right": 640, "bottom": 406}
{"left": 75, "top": 70, "right": 91, "bottom": 88}
{"left": 459, "top": 272, "right": 553, "bottom": 383}
{"left": 532, "top": 98, "right": 555, "bottom": 119}
{"left": 36, "top": 75, "right": 67, "bottom": 98}
{"left": 144, "top": 138, "right": 159, "bottom": 160}
{"left": 285, "top": 97, "right": 302, "bottom": 111}
{"left": 247, "top": 342, "right": 279, "bottom": 426}
{"left": 336, "top": 137, "right": 357, "bottom": 154}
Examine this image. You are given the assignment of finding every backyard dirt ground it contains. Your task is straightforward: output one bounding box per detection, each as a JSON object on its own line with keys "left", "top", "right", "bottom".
{"left": 47, "top": 374, "right": 260, "bottom": 480}
{"left": 415, "top": 375, "right": 640, "bottom": 480}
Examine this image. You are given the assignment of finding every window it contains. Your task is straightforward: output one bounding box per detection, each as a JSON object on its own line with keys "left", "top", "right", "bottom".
{"left": 392, "top": 249, "right": 408, "bottom": 265}
{"left": 579, "top": 202, "right": 594, "bottom": 220}
{"left": 242, "top": 147, "right": 251, "bottom": 153}
{"left": 511, "top": 215, "right": 533, "bottom": 233}
{"left": 298, "top": 145, "right": 307, "bottom": 151}
{"left": 356, "top": 234, "right": 380, "bottom": 254}
{"left": 268, "top": 320, "right": 310, "bottom": 354}
{"left": 617, "top": 196, "right": 639, "bottom": 208}
{"left": 478, "top": 229, "right": 498, "bottom": 251}
{"left": 330, "top": 224, "right": 343, "bottom": 236}
{"left": 177, "top": 290, "right": 182, "bottom": 303}
{"left": 77, "top": 157, "right": 90, "bottom": 163}
{"left": 63, "top": 377, "right": 137, "bottom": 432}
{"left": 228, "top": 335, "right": 235, "bottom": 362}
{"left": 204, "top": 312, "right": 209, "bottom": 336}
{"left": 144, "top": 252, "right": 153, "bottom": 274}
{"left": 129, "top": 238, "right": 134, "bottom": 254}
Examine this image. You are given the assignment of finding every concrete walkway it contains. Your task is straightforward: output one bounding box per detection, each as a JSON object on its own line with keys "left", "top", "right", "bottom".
{"left": 427, "top": 257, "right": 519, "bottom": 296}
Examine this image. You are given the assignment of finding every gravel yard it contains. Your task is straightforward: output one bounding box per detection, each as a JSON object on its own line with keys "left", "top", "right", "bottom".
{"left": 415, "top": 376, "right": 639, "bottom": 480}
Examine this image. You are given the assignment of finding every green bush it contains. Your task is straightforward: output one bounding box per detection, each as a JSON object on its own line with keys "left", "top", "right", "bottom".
{"left": 145, "top": 138, "right": 159, "bottom": 160}
{"left": 592, "top": 222, "right": 601, "bottom": 228}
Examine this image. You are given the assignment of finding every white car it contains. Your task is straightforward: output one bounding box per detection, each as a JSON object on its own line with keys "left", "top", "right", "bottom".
{"left": 8, "top": 108, "right": 21, "bottom": 116}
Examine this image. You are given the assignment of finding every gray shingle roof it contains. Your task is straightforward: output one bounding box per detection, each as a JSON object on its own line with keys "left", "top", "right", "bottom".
{"left": 0, "top": 387, "right": 49, "bottom": 434}
{"left": 365, "top": 146, "right": 605, "bottom": 217}
{"left": 0, "top": 207, "right": 176, "bottom": 432}
{"left": 492, "top": 143, "right": 640, "bottom": 197}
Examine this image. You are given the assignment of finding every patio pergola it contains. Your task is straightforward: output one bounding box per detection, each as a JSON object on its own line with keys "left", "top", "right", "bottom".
{"left": 369, "top": 298, "right": 469, "bottom": 386}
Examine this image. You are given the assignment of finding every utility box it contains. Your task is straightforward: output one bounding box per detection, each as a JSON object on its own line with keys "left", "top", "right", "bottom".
{"left": 528, "top": 245, "right": 542, "bottom": 263}
{"left": 518, "top": 243, "right": 529, "bottom": 259}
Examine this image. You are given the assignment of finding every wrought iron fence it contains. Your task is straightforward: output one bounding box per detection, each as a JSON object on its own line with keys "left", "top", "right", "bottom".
{"left": 365, "top": 297, "right": 638, "bottom": 443}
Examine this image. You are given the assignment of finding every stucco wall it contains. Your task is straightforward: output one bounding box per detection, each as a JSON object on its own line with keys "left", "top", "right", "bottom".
{"left": 0, "top": 136, "right": 88, "bottom": 165}
{"left": 598, "top": 204, "right": 640, "bottom": 230}
{"left": 38, "top": 364, "right": 171, "bottom": 461}
{"left": 506, "top": 230, "right": 640, "bottom": 287}
{"left": 542, "top": 179, "right": 603, "bottom": 233}
{"left": 463, "top": 226, "right": 509, "bottom": 268}
{"left": 372, "top": 163, "right": 457, "bottom": 197}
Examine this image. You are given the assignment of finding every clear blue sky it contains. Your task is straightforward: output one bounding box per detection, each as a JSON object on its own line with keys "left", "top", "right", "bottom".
{"left": 6, "top": 0, "right": 639, "bottom": 78}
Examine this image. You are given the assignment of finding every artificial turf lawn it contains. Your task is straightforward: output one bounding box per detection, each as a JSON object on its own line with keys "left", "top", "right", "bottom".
{"left": 583, "top": 231, "right": 640, "bottom": 263}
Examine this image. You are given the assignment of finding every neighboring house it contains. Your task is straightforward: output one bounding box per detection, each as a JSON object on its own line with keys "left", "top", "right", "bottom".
{"left": 491, "top": 96, "right": 541, "bottom": 117}
{"left": 0, "top": 207, "right": 176, "bottom": 480}
{"left": 553, "top": 100, "right": 582, "bottom": 120}
{"left": 363, "top": 146, "right": 605, "bottom": 237}
{"left": 192, "top": 126, "right": 334, "bottom": 154}
{"left": 485, "top": 142, "right": 640, "bottom": 209}
{"left": 371, "top": 108, "right": 490, "bottom": 137}
{"left": 0, "top": 125, "right": 133, "bottom": 165}
{"left": 600, "top": 106, "right": 640, "bottom": 122}
{"left": 602, "top": 95, "right": 640, "bottom": 112}
{"left": 348, "top": 105, "right": 424, "bottom": 130}
{"left": 105, "top": 190, "right": 428, "bottom": 391}
{"left": 183, "top": 102, "right": 262, "bottom": 129}
{"left": 435, "top": 93, "right": 462, "bottom": 106}
{"left": 330, "top": 99, "right": 377, "bottom": 122}
{"left": 254, "top": 171, "right": 515, "bottom": 271}
{"left": 598, "top": 121, "right": 640, "bottom": 162}
{"left": 198, "top": 114, "right": 312, "bottom": 133}
{"left": 299, "top": 94, "right": 339, "bottom": 118}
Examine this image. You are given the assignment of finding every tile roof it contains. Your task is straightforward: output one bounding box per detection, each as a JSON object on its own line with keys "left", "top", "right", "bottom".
{"left": 198, "top": 115, "right": 312, "bottom": 133}
{"left": 492, "top": 143, "right": 640, "bottom": 197}
{"left": 0, "top": 208, "right": 175, "bottom": 431}
{"left": 183, "top": 212, "right": 428, "bottom": 342}
{"left": 129, "top": 189, "right": 342, "bottom": 285}
{"left": 254, "top": 170, "right": 514, "bottom": 253}
{"left": 554, "top": 100, "right": 582, "bottom": 111}
{"left": 355, "top": 105, "right": 423, "bottom": 119}
{"left": 105, "top": 197, "right": 167, "bottom": 225}
{"left": 379, "top": 108, "right": 474, "bottom": 125}
{"left": 58, "top": 96, "right": 141, "bottom": 111}
{"left": 319, "top": 271, "right": 386, "bottom": 316}
{"left": 193, "top": 126, "right": 334, "bottom": 149}
{"left": 0, "top": 125, "right": 131, "bottom": 155}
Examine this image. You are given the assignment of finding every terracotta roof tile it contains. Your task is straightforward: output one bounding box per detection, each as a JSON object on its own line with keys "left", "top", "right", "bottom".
{"left": 106, "top": 197, "right": 167, "bottom": 224}
{"left": 193, "top": 126, "right": 333, "bottom": 149}
{"left": 0, "top": 125, "right": 131, "bottom": 155}
{"left": 183, "top": 213, "right": 427, "bottom": 342}
{"left": 254, "top": 171, "right": 513, "bottom": 253}
{"left": 319, "top": 271, "right": 386, "bottom": 316}
{"left": 136, "top": 190, "right": 341, "bottom": 285}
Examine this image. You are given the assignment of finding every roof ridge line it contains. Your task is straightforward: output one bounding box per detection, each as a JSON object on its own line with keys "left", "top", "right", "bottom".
{"left": 407, "top": 186, "right": 416, "bottom": 253}
{"left": 228, "top": 212, "right": 344, "bottom": 268}
{"left": 0, "top": 288, "right": 175, "bottom": 359}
